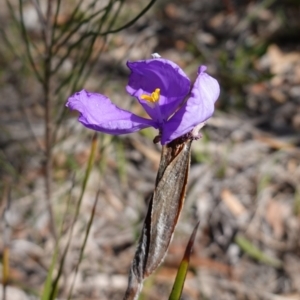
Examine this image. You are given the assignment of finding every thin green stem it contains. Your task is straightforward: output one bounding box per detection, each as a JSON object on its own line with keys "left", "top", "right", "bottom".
{"left": 76, "top": 1, "right": 123, "bottom": 88}
{"left": 51, "top": 0, "right": 155, "bottom": 75}
{"left": 87, "top": 0, "right": 156, "bottom": 37}
{"left": 67, "top": 189, "right": 100, "bottom": 300}
{"left": 51, "top": 0, "right": 114, "bottom": 75}
{"left": 18, "top": 0, "right": 43, "bottom": 83}
{"left": 43, "top": 0, "right": 57, "bottom": 240}
{"left": 52, "top": 0, "right": 100, "bottom": 45}
{"left": 71, "top": 6, "right": 111, "bottom": 90}
{"left": 51, "top": 0, "right": 61, "bottom": 46}
{"left": 30, "top": 0, "right": 47, "bottom": 42}
{"left": 52, "top": 4, "right": 109, "bottom": 57}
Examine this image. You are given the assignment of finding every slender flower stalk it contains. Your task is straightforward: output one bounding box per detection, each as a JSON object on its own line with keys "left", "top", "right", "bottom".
{"left": 66, "top": 56, "right": 220, "bottom": 144}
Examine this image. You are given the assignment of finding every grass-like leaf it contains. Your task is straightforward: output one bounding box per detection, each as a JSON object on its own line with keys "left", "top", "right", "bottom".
{"left": 168, "top": 221, "right": 200, "bottom": 300}
{"left": 41, "top": 243, "right": 59, "bottom": 300}
{"left": 67, "top": 189, "right": 100, "bottom": 300}
{"left": 41, "top": 134, "right": 98, "bottom": 300}
{"left": 235, "top": 235, "right": 282, "bottom": 268}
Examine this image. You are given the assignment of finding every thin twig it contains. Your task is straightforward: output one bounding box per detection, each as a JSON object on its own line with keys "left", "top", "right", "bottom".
{"left": 30, "top": 0, "right": 47, "bottom": 39}
{"left": 43, "top": 0, "right": 57, "bottom": 240}
{"left": 18, "top": 0, "right": 43, "bottom": 83}
{"left": 51, "top": 0, "right": 156, "bottom": 75}
{"left": 52, "top": 4, "right": 108, "bottom": 56}
{"left": 87, "top": 0, "right": 157, "bottom": 37}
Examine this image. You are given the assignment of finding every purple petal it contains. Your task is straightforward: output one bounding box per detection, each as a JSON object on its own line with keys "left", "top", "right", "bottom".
{"left": 126, "top": 59, "right": 191, "bottom": 121}
{"left": 66, "top": 90, "right": 158, "bottom": 135}
{"left": 161, "top": 66, "right": 220, "bottom": 144}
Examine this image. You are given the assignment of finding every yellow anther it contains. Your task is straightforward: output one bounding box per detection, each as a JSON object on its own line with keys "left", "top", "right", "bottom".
{"left": 141, "top": 88, "right": 160, "bottom": 103}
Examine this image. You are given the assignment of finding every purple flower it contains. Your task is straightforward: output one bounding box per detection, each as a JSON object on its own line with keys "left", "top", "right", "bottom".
{"left": 66, "top": 58, "right": 220, "bottom": 145}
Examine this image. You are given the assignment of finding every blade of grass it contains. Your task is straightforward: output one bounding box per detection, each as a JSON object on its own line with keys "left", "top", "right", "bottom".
{"left": 41, "top": 177, "right": 76, "bottom": 300}
{"left": 67, "top": 189, "right": 101, "bottom": 300}
{"left": 235, "top": 235, "right": 282, "bottom": 268}
{"left": 74, "top": 132, "right": 98, "bottom": 220}
{"left": 168, "top": 221, "right": 200, "bottom": 300}
{"left": 41, "top": 134, "right": 98, "bottom": 299}
{"left": 41, "top": 242, "right": 60, "bottom": 300}
{"left": 48, "top": 175, "right": 77, "bottom": 300}
{"left": 116, "top": 138, "right": 127, "bottom": 187}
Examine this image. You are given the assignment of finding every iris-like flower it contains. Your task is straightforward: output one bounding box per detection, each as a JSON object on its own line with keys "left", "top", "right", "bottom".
{"left": 66, "top": 56, "right": 220, "bottom": 145}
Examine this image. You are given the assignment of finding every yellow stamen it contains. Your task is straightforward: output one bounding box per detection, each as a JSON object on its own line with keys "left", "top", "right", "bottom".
{"left": 141, "top": 88, "right": 160, "bottom": 103}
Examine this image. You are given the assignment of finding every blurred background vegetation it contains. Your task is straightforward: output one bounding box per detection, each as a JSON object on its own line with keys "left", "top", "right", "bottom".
{"left": 1, "top": 0, "right": 300, "bottom": 299}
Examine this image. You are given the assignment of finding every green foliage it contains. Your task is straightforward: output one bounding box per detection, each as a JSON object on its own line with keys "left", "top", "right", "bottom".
{"left": 0, "top": 1, "right": 157, "bottom": 298}
{"left": 168, "top": 222, "right": 200, "bottom": 300}
{"left": 41, "top": 244, "right": 59, "bottom": 300}
{"left": 235, "top": 235, "right": 282, "bottom": 268}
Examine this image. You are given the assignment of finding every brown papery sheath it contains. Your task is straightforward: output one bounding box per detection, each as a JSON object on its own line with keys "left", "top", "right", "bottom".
{"left": 123, "top": 138, "right": 193, "bottom": 300}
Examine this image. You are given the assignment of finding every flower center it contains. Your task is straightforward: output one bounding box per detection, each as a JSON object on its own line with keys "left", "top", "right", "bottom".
{"left": 141, "top": 88, "right": 160, "bottom": 103}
